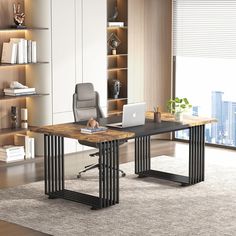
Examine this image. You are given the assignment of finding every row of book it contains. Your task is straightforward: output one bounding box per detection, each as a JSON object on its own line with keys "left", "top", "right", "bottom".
{"left": 14, "top": 134, "right": 35, "bottom": 160}
{"left": 4, "top": 87, "right": 36, "bottom": 96}
{"left": 1, "top": 38, "right": 37, "bottom": 64}
{"left": 0, "top": 134, "right": 35, "bottom": 163}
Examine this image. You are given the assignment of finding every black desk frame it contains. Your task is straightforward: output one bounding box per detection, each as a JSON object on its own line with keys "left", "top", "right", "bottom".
{"left": 135, "top": 125, "right": 205, "bottom": 185}
{"left": 44, "top": 135, "right": 119, "bottom": 209}
{"left": 43, "top": 123, "right": 205, "bottom": 209}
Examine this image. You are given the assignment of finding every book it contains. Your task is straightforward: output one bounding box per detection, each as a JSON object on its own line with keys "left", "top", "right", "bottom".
{"left": 4, "top": 92, "right": 36, "bottom": 96}
{"left": 0, "top": 154, "right": 24, "bottom": 163}
{"left": 0, "top": 145, "right": 25, "bottom": 162}
{"left": 0, "top": 145, "right": 24, "bottom": 154}
{"left": 10, "top": 38, "right": 25, "bottom": 64}
{"left": 29, "top": 137, "right": 35, "bottom": 158}
{"left": 9, "top": 38, "right": 35, "bottom": 64}
{"left": 14, "top": 134, "right": 31, "bottom": 159}
{"left": 32, "top": 41, "right": 37, "bottom": 63}
{"left": 80, "top": 126, "right": 108, "bottom": 134}
{"left": 108, "top": 22, "right": 124, "bottom": 27}
{"left": 27, "top": 40, "right": 32, "bottom": 63}
{"left": 1, "top": 42, "right": 17, "bottom": 64}
{"left": 4, "top": 88, "right": 36, "bottom": 93}
{"left": 23, "top": 39, "right": 28, "bottom": 63}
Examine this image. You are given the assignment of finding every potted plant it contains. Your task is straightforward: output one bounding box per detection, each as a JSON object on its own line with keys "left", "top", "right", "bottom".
{"left": 167, "top": 97, "right": 192, "bottom": 121}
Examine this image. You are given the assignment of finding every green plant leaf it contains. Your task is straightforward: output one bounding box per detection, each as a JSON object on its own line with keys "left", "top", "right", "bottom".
{"left": 184, "top": 98, "right": 190, "bottom": 105}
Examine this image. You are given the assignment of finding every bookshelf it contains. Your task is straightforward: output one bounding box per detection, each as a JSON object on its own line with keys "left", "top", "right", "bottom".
{"left": 0, "top": 0, "right": 50, "bottom": 160}
{"left": 107, "top": 0, "right": 128, "bottom": 116}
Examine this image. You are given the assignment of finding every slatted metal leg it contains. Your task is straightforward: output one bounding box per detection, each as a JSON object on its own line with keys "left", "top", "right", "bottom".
{"left": 98, "top": 140, "right": 119, "bottom": 208}
{"left": 44, "top": 135, "right": 120, "bottom": 209}
{"left": 135, "top": 136, "right": 151, "bottom": 175}
{"left": 189, "top": 125, "right": 205, "bottom": 185}
{"left": 44, "top": 135, "right": 64, "bottom": 197}
{"left": 134, "top": 126, "right": 205, "bottom": 186}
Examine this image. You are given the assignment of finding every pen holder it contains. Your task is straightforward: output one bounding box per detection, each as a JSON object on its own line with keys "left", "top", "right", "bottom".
{"left": 154, "top": 112, "right": 161, "bottom": 123}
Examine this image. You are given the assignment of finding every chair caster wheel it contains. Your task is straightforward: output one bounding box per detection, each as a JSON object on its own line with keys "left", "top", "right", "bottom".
{"left": 121, "top": 173, "right": 126, "bottom": 177}
{"left": 77, "top": 174, "right": 81, "bottom": 178}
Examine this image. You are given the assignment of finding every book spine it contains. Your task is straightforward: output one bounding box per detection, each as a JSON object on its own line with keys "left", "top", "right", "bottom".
{"left": 17, "top": 41, "right": 24, "bottom": 64}
{"left": 32, "top": 41, "right": 37, "bottom": 63}
{"left": 12, "top": 43, "right": 17, "bottom": 64}
{"left": 23, "top": 39, "right": 28, "bottom": 63}
{"left": 30, "top": 137, "right": 35, "bottom": 158}
{"left": 27, "top": 40, "right": 32, "bottom": 63}
{"left": 25, "top": 136, "right": 30, "bottom": 159}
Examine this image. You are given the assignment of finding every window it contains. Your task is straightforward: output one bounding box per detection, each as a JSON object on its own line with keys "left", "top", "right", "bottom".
{"left": 173, "top": 0, "right": 236, "bottom": 147}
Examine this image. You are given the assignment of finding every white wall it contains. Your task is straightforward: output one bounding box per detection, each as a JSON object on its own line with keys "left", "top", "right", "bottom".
{"left": 51, "top": 0, "right": 107, "bottom": 153}
{"left": 82, "top": 0, "right": 107, "bottom": 110}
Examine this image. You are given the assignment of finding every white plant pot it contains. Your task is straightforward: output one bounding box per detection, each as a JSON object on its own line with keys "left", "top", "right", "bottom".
{"left": 175, "top": 112, "right": 183, "bottom": 121}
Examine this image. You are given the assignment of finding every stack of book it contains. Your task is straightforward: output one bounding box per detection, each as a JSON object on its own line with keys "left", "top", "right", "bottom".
{"left": 4, "top": 87, "right": 36, "bottom": 96}
{"left": 80, "top": 126, "right": 108, "bottom": 134}
{"left": 14, "top": 134, "right": 35, "bottom": 159}
{"left": 0, "top": 145, "right": 25, "bottom": 163}
{"left": 1, "top": 38, "right": 37, "bottom": 64}
{"left": 108, "top": 22, "right": 124, "bottom": 27}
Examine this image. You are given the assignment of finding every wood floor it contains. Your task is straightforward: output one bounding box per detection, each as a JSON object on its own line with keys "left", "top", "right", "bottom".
{"left": 0, "top": 220, "right": 52, "bottom": 236}
{"left": 0, "top": 139, "right": 176, "bottom": 235}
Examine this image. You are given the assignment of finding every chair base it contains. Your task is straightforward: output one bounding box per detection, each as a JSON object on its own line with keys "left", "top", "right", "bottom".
{"left": 77, "top": 163, "right": 126, "bottom": 178}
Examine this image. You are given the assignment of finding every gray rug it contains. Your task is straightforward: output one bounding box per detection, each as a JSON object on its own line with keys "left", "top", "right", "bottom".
{"left": 1, "top": 151, "right": 236, "bottom": 236}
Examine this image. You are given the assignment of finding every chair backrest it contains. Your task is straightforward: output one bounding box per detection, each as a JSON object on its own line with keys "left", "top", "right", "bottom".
{"left": 73, "top": 83, "right": 104, "bottom": 122}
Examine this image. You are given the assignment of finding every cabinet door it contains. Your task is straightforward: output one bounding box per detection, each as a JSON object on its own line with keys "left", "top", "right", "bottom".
{"left": 82, "top": 0, "right": 107, "bottom": 108}
{"left": 51, "top": 0, "right": 76, "bottom": 113}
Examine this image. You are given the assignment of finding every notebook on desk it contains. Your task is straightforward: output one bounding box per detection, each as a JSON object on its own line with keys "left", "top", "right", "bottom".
{"left": 107, "top": 102, "right": 146, "bottom": 128}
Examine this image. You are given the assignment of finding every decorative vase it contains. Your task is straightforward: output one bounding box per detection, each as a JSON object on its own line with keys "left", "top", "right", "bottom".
{"left": 175, "top": 112, "right": 183, "bottom": 121}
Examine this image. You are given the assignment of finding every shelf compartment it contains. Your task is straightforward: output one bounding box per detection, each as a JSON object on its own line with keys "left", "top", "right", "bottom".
{"left": 108, "top": 98, "right": 128, "bottom": 102}
{"left": 0, "top": 127, "right": 29, "bottom": 137}
{"left": 108, "top": 99, "right": 127, "bottom": 116}
{"left": 107, "top": 29, "right": 127, "bottom": 55}
{"left": 0, "top": 93, "right": 49, "bottom": 101}
{"left": 107, "top": 54, "right": 127, "bottom": 58}
{"left": 0, "top": 62, "right": 49, "bottom": 67}
{"left": 108, "top": 70, "right": 127, "bottom": 99}
{"left": 108, "top": 68, "right": 127, "bottom": 72}
{"left": 108, "top": 55, "right": 127, "bottom": 69}
{"left": 107, "top": 26, "right": 128, "bottom": 30}
{"left": 108, "top": 110, "right": 123, "bottom": 116}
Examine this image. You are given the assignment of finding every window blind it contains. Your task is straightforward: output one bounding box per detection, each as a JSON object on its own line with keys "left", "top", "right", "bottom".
{"left": 173, "top": 0, "right": 236, "bottom": 58}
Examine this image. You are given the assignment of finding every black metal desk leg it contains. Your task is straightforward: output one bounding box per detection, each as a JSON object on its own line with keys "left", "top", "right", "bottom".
{"left": 135, "top": 136, "right": 151, "bottom": 176}
{"left": 189, "top": 125, "right": 205, "bottom": 185}
{"left": 98, "top": 140, "right": 119, "bottom": 209}
{"left": 44, "top": 134, "right": 64, "bottom": 197}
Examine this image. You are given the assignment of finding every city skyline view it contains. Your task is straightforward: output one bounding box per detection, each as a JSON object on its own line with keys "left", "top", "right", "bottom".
{"left": 175, "top": 56, "right": 236, "bottom": 147}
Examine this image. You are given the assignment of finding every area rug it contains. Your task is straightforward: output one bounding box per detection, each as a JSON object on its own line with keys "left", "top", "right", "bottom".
{"left": 1, "top": 151, "right": 236, "bottom": 236}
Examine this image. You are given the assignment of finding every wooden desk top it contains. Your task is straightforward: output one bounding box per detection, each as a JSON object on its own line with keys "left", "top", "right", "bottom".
{"left": 31, "top": 114, "right": 216, "bottom": 144}
{"left": 31, "top": 123, "right": 135, "bottom": 144}
{"left": 146, "top": 112, "right": 217, "bottom": 126}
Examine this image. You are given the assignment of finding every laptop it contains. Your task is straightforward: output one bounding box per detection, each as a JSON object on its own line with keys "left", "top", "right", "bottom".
{"left": 107, "top": 102, "right": 146, "bottom": 128}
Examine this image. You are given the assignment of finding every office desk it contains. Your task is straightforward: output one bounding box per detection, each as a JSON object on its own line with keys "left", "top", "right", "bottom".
{"left": 32, "top": 115, "right": 216, "bottom": 209}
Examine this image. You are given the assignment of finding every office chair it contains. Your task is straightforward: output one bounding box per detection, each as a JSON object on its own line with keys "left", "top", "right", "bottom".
{"left": 73, "top": 83, "right": 126, "bottom": 178}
